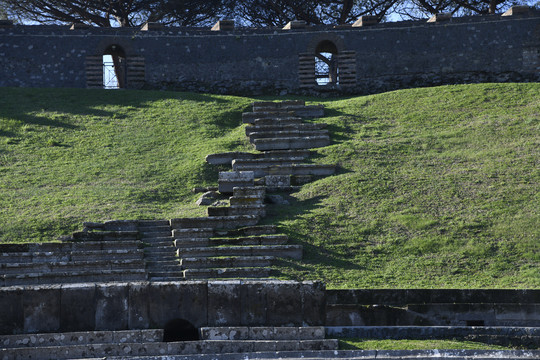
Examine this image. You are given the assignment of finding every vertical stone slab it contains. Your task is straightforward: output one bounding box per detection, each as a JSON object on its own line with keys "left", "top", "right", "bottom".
{"left": 208, "top": 281, "right": 242, "bottom": 326}
{"left": 0, "top": 287, "right": 23, "bottom": 334}
{"left": 128, "top": 282, "right": 151, "bottom": 330}
{"left": 95, "top": 283, "right": 129, "bottom": 330}
{"left": 301, "top": 281, "right": 326, "bottom": 326}
{"left": 23, "top": 285, "right": 61, "bottom": 333}
{"left": 60, "top": 283, "right": 96, "bottom": 332}
{"left": 266, "top": 281, "right": 302, "bottom": 326}
{"left": 240, "top": 281, "right": 267, "bottom": 326}
{"left": 147, "top": 281, "right": 208, "bottom": 328}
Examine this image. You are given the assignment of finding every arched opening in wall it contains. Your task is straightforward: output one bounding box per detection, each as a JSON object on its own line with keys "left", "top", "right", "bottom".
{"left": 162, "top": 318, "right": 199, "bottom": 342}
{"left": 315, "top": 40, "right": 339, "bottom": 86}
{"left": 103, "top": 45, "right": 126, "bottom": 89}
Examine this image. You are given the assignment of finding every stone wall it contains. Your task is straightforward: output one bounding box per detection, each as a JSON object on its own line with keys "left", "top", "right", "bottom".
{"left": 0, "top": 281, "right": 326, "bottom": 335}
{"left": 326, "top": 289, "right": 540, "bottom": 327}
{"left": 0, "top": 11, "right": 538, "bottom": 95}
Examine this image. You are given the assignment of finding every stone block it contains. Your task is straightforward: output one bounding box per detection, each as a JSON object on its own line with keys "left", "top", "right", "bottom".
{"left": 147, "top": 281, "right": 208, "bottom": 328}
{"left": 502, "top": 5, "right": 531, "bottom": 16}
{"left": 0, "top": 287, "right": 23, "bottom": 334}
{"left": 266, "top": 282, "right": 303, "bottom": 326}
{"left": 205, "top": 152, "right": 256, "bottom": 165}
{"left": 128, "top": 282, "right": 151, "bottom": 329}
{"left": 301, "top": 281, "right": 326, "bottom": 326}
{"left": 208, "top": 281, "right": 242, "bottom": 326}
{"left": 240, "top": 281, "right": 268, "bottom": 326}
{"left": 265, "top": 175, "right": 291, "bottom": 187}
{"left": 282, "top": 20, "right": 306, "bottom": 30}
{"left": 299, "top": 326, "right": 326, "bottom": 339}
{"left": 141, "top": 22, "right": 163, "bottom": 31}
{"left": 60, "top": 283, "right": 96, "bottom": 332}
{"left": 200, "top": 326, "right": 249, "bottom": 340}
{"left": 427, "top": 13, "right": 452, "bottom": 23}
{"left": 95, "top": 283, "right": 129, "bottom": 330}
{"left": 69, "top": 23, "right": 90, "bottom": 30}
{"left": 23, "top": 286, "right": 61, "bottom": 333}
{"left": 352, "top": 16, "right": 379, "bottom": 27}
{"left": 211, "top": 20, "right": 234, "bottom": 31}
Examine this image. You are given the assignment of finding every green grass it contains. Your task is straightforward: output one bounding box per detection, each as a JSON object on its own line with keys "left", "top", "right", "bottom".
{"left": 1, "top": 84, "right": 538, "bottom": 289}
{"left": 338, "top": 338, "right": 514, "bottom": 350}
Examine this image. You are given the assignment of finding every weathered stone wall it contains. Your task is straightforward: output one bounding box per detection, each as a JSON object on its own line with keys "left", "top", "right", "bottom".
{"left": 0, "top": 12, "right": 538, "bottom": 95}
{"left": 326, "top": 289, "right": 540, "bottom": 327}
{"left": 0, "top": 281, "right": 326, "bottom": 335}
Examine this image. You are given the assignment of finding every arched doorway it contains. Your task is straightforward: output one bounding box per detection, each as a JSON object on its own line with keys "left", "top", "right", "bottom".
{"left": 315, "top": 40, "right": 339, "bottom": 85}
{"left": 103, "top": 44, "right": 126, "bottom": 89}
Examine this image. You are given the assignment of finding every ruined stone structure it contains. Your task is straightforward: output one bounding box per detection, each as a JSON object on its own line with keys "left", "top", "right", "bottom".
{"left": 1, "top": 101, "right": 539, "bottom": 358}
{"left": 0, "top": 8, "right": 539, "bottom": 95}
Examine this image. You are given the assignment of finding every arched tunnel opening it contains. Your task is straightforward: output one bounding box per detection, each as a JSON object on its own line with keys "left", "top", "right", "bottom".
{"left": 162, "top": 318, "right": 200, "bottom": 342}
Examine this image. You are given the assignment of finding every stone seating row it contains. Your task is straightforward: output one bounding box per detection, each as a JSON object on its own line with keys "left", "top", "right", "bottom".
{"left": 0, "top": 326, "right": 337, "bottom": 359}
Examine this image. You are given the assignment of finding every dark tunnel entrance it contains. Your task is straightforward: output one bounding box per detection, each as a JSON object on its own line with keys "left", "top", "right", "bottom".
{"left": 162, "top": 318, "right": 200, "bottom": 342}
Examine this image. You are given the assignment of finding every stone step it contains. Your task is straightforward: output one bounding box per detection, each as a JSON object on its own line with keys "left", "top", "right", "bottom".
{"left": 71, "top": 230, "right": 138, "bottom": 241}
{"left": 146, "top": 259, "right": 180, "bottom": 267}
{"left": 183, "top": 267, "right": 271, "bottom": 279}
{"left": 232, "top": 158, "right": 304, "bottom": 171}
{"left": 0, "top": 258, "right": 145, "bottom": 275}
{"left": 207, "top": 205, "right": 266, "bottom": 217}
{"left": 252, "top": 117, "right": 303, "bottom": 126}
{"left": 1, "top": 329, "right": 164, "bottom": 348}
{"left": 232, "top": 186, "right": 266, "bottom": 198}
{"left": 206, "top": 150, "right": 312, "bottom": 166}
{"left": 170, "top": 215, "right": 260, "bottom": 230}
{"left": 0, "top": 249, "right": 144, "bottom": 264}
{"left": 148, "top": 270, "right": 185, "bottom": 278}
{"left": 140, "top": 230, "right": 172, "bottom": 238}
{"left": 218, "top": 171, "right": 255, "bottom": 193}
{"left": 214, "top": 225, "right": 277, "bottom": 237}
{"left": 242, "top": 111, "right": 296, "bottom": 124}
{"left": 172, "top": 228, "right": 214, "bottom": 239}
{"left": 141, "top": 240, "right": 174, "bottom": 247}
{"left": 249, "top": 129, "right": 329, "bottom": 141}
{"left": 233, "top": 163, "right": 335, "bottom": 178}
{"left": 175, "top": 235, "right": 288, "bottom": 248}
{"left": 252, "top": 100, "right": 305, "bottom": 110}
{"left": 229, "top": 195, "right": 264, "bottom": 205}
{"left": 2, "top": 269, "right": 147, "bottom": 287}
{"left": 251, "top": 103, "right": 325, "bottom": 118}
{"left": 137, "top": 220, "right": 170, "bottom": 227}
{"left": 177, "top": 245, "right": 302, "bottom": 260}
{"left": 253, "top": 136, "right": 330, "bottom": 151}
{"left": 0, "top": 240, "right": 141, "bottom": 253}
{"left": 180, "top": 256, "right": 274, "bottom": 269}
{"left": 148, "top": 276, "right": 185, "bottom": 281}
{"left": 0, "top": 339, "right": 338, "bottom": 359}
{"left": 245, "top": 123, "right": 326, "bottom": 136}
{"left": 200, "top": 326, "right": 326, "bottom": 340}
{"left": 325, "top": 326, "right": 540, "bottom": 340}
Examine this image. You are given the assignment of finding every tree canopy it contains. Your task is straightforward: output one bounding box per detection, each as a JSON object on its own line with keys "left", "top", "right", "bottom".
{"left": 0, "top": 0, "right": 534, "bottom": 27}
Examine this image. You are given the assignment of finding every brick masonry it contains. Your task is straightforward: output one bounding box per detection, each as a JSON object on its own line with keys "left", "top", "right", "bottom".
{"left": 0, "top": 12, "right": 538, "bottom": 94}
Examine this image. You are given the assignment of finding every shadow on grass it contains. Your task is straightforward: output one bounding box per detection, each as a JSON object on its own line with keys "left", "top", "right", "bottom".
{"left": 262, "top": 193, "right": 364, "bottom": 275}
{"left": 0, "top": 88, "right": 249, "bottom": 138}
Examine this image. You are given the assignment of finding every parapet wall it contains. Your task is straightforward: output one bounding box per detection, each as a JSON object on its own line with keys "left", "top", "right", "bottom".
{"left": 0, "top": 12, "right": 539, "bottom": 95}
{"left": 0, "top": 281, "right": 326, "bottom": 335}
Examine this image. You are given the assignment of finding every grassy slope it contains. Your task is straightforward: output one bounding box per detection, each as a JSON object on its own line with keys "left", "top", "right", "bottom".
{"left": 1, "top": 84, "right": 538, "bottom": 289}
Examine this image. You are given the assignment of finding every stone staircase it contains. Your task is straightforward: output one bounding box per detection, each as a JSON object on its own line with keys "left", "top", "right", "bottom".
{"left": 0, "top": 327, "right": 338, "bottom": 359}
{"left": 174, "top": 100, "right": 334, "bottom": 279}
{"left": 0, "top": 237, "right": 147, "bottom": 287}
{"left": 0, "top": 100, "right": 334, "bottom": 286}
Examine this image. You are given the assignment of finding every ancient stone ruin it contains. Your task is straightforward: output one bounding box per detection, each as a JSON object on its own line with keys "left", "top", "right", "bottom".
{"left": 0, "top": 101, "right": 539, "bottom": 359}
{"left": 0, "top": 7, "right": 539, "bottom": 95}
